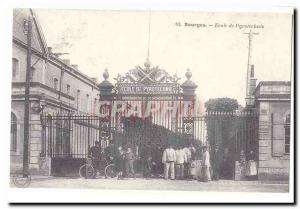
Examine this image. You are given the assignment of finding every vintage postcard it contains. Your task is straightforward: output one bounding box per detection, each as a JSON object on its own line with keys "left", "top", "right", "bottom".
{"left": 8, "top": 7, "right": 294, "bottom": 203}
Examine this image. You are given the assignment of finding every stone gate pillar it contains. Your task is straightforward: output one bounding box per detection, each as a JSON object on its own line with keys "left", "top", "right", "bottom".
{"left": 181, "top": 69, "right": 198, "bottom": 144}
{"left": 98, "top": 69, "right": 114, "bottom": 146}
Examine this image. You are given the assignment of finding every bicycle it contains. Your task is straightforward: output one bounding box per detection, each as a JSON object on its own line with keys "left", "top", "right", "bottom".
{"left": 79, "top": 156, "right": 117, "bottom": 179}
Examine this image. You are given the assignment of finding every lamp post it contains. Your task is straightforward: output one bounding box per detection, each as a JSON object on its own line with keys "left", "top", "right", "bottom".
{"left": 23, "top": 16, "right": 32, "bottom": 177}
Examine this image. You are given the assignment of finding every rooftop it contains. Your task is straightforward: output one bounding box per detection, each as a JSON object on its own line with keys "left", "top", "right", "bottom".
{"left": 254, "top": 81, "right": 291, "bottom": 101}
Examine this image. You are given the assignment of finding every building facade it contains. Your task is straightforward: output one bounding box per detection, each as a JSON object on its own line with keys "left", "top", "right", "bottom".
{"left": 244, "top": 61, "right": 291, "bottom": 181}
{"left": 11, "top": 9, "right": 100, "bottom": 174}
{"left": 254, "top": 81, "right": 291, "bottom": 180}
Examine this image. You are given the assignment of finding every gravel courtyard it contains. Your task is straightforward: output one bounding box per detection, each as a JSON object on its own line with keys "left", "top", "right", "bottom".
{"left": 11, "top": 177, "right": 289, "bottom": 193}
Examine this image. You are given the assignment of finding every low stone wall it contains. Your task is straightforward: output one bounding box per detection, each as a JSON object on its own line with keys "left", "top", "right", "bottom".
{"left": 258, "top": 167, "right": 289, "bottom": 181}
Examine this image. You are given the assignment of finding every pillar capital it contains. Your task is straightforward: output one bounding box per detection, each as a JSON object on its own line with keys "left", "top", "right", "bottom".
{"left": 181, "top": 68, "right": 198, "bottom": 97}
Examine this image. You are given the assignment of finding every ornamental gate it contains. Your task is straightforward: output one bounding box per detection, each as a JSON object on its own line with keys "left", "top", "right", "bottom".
{"left": 40, "top": 61, "right": 258, "bottom": 176}
{"left": 97, "top": 61, "right": 199, "bottom": 149}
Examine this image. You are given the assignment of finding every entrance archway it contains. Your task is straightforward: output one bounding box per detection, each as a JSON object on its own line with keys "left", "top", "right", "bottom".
{"left": 98, "top": 61, "right": 198, "bottom": 149}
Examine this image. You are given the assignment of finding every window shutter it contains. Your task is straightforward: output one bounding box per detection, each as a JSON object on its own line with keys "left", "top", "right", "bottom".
{"left": 271, "top": 113, "right": 285, "bottom": 156}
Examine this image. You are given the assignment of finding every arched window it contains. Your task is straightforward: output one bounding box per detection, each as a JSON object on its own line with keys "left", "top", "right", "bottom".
{"left": 284, "top": 114, "right": 290, "bottom": 154}
{"left": 53, "top": 78, "right": 59, "bottom": 90}
{"left": 11, "top": 112, "right": 17, "bottom": 152}
{"left": 12, "top": 58, "right": 19, "bottom": 78}
{"left": 93, "top": 98, "right": 97, "bottom": 115}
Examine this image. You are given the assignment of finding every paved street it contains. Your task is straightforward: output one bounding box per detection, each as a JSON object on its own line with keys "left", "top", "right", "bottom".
{"left": 11, "top": 177, "right": 289, "bottom": 193}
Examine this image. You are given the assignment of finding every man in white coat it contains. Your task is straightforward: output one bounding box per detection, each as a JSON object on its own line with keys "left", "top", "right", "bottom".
{"left": 183, "top": 144, "right": 196, "bottom": 179}
{"left": 201, "top": 146, "right": 211, "bottom": 182}
{"left": 162, "top": 144, "right": 176, "bottom": 180}
{"left": 175, "top": 145, "right": 187, "bottom": 179}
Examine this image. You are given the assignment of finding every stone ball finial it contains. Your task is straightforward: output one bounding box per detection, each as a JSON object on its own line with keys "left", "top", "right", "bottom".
{"left": 103, "top": 68, "right": 109, "bottom": 80}
{"left": 144, "top": 58, "right": 151, "bottom": 68}
{"left": 185, "top": 68, "right": 192, "bottom": 80}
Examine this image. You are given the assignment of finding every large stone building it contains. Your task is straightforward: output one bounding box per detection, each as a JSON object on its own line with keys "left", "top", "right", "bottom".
{"left": 254, "top": 81, "right": 291, "bottom": 180}
{"left": 11, "top": 9, "right": 100, "bottom": 174}
{"left": 244, "top": 53, "right": 291, "bottom": 181}
{"left": 245, "top": 64, "right": 291, "bottom": 181}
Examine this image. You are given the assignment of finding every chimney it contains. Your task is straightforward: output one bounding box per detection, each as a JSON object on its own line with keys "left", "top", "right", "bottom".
{"left": 250, "top": 64, "right": 254, "bottom": 78}
{"left": 249, "top": 65, "right": 257, "bottom": 94}
{"left": 246, "top": 64, "right": 257, "bottom": 107}
{"left": 62, "top": 59, "right": 70, "bottom": 66}
{"left": 71, "top": 64, "right": 78, "bottom": 70}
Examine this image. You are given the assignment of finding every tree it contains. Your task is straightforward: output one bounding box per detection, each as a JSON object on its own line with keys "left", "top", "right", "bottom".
{"left": 205, "top": 97, "right": 239, "bottom": 112}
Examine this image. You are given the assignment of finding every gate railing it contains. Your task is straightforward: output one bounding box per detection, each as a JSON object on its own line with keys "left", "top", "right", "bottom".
{"left": 194, "top": 111, "right": 258, "bottom": 156}
{"left": 41, "top": 111, "right": 258, "bottom": 159}
{"left": 41, "top": 114, "right": 104, "bottom": 159}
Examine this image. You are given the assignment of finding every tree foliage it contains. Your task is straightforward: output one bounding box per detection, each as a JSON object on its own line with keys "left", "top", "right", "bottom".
{"left": 205, "top": 97, "right": 239, "bottom": 112}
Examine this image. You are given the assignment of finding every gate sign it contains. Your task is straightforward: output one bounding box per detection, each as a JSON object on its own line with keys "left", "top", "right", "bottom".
{"left": 118, "top": 84, "right": 176, "bottom": 95}
{"left": 114, "top": 60, "right": 181, "bottom": 95}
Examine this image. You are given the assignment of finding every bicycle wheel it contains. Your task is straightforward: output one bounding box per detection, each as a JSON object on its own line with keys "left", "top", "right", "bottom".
{"left": 79, "top": 164, "right": 95, "bottom": 179}
{"left": 105, "top": 164, "right": 117, "bottom": 178}
{"left": 12, "top": 174, "right": 31, "bottom": 188}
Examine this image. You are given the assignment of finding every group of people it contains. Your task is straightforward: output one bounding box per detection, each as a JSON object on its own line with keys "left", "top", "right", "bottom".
{"left": 238, "top": 149, "right": 258, "bottom": 180}
{"left": 114, "top": 146, "right": 136, "bottom": 179}
{"left": 161, "top": 144, "right": 196, "bottom": 180}
{"left": 161, "top": 144, "right": 221, "bottom": 182}
{"left": 114, "top": 142, "right": 165, "bottom": 179}
{"left": 88, "top": 140, "right": 257, "bottom": 181}
{"left": 210, "top": 146, "right": 258, "bottom": 181}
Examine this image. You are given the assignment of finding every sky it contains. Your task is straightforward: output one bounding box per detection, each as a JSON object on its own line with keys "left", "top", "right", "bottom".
{"left": 35, "top": 9, "right": 293, "bottom": 106}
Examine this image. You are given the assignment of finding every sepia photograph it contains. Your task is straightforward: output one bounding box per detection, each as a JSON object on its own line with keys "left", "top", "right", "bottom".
{"left": 5, "top": 4, "right": 294, "bottom": 204}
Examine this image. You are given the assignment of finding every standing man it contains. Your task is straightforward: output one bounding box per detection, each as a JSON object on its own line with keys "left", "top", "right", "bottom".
{"left": 184, "top": 143, "right": 196, "bottom": 179}
{"left": 189, "top": 144, "right": 196, "bottom": 160}
{"left": 88, "top": 141, "right": 102, "bottom": 177}
{"left": 141, "top": 142, "right": 153, "bottom": 178}
{"left": 239, "top": 150, "right": 247, "bottom": 180}
{"left": 246, "top": 150, "right": 257, "bottom": 180}
{"left": 115, "top": 146, "right": 125, "bottom": 179}
{"left": 183, "top": 145, "right": 191, "bottom": 179}
{"left": 153, "top": 143, "right": 164, "bottom": 177}
{"left": 162, "top": 144, "right": 176, "bottom": 180}
{"left": 221, "top": 147, "right": 233, "bottom": 179}
{"left": 175, "top": 145, "right": 187, "bottom": 180}
{"left": 124, "top": 147, "right": 135, "bottom": 178}
{"left": 201, "top": 146, "right": 211, "bottom": 182}
{"left": 211, "top": 145, "right": 221, "bottom": 181}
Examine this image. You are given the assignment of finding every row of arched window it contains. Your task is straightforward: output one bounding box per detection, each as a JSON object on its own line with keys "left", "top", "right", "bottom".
{"left": 12, "top": 58, "right": 98, "bottom": 114}
{"left": 12, "top": 58, "right": 35, "bottom": 80}
{"left": 49, "top": 80, "right": 98, "bottom": 113}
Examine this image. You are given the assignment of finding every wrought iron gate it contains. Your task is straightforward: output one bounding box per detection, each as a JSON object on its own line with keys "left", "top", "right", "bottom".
{"left": 41, "top": 114, "right": 104, "bottom": 159}
{"left": 97, "top": 62, "right": 199, "bottom": 148}
{"left": 40, "top": 111, "right": 258, "bottom": 159}
{"left": 40, "top": 61, "right": 258, "bottom": 176}
{"left": 195, "top": 111, "right": 258, "bottom": 157}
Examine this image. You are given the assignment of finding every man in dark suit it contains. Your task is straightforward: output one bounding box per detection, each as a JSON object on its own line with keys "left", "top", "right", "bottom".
{"left": 88, "top": 141, "right": 102, "bottom": 174}
{"left": 211, "top": 144, "right": 221, "bottom": 181}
